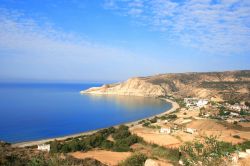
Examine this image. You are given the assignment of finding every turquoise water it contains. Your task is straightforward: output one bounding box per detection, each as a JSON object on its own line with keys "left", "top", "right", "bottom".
{"left": 0, "top": 83, "right": 171, "bottom": 143}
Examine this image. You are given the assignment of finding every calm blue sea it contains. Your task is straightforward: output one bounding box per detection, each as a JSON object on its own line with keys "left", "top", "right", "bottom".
{"left": 0, "top": 83, "right": 171, "bottom": 143}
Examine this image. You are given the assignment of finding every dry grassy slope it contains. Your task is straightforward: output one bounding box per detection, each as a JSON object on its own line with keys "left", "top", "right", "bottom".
{"left": 81, "top": 70, "right": 250, "bottom": 101}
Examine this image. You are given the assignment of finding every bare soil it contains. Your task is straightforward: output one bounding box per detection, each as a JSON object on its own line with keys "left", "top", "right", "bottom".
{"left": 70, "top": 150, "right": 131, "bottom": 166}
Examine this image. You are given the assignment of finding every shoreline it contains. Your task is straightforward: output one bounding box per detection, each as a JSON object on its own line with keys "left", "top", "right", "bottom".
{"left": 12, "top": 98, "right": 179, "bottom": 148}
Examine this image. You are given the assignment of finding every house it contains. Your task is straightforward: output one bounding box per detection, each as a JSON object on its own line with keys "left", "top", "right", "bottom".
{"left": 238, "top": 152, "right": 249, "bottom": 158}
{"left": 204, "top": 114, "right": 210, "bottom": 118}
{"left": 37, "top": 144, "right": 50, "bottom": 152}
{"left": 186, "top": 128, "right": 197, "bottom": 134}
{"left": 184, "top": 98, "right": 198, "bottom": 107}
{"left": 237, "top": 149, "right": 250, "bottom": 159}
{"left": 184, "top": 98, "right": 208, "bottom": 108}
{"left": 197, "top": 99, "right": 208, "bottom": 108}
{"left": 164, "top": 120, "right": 168, "bottom": 123}
{"left": 227, "top": 103, "right": 249, "bottom": 112}
{"left": 230, "top": 112, "right": 239, "bottom": 116}
{"left": 160, "top": 127, "right": 171, "bottom": 134}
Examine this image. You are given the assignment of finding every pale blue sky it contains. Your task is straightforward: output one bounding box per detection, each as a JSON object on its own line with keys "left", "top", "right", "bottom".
{"left": 0, "top": 0, "right": 249, "bottom": 82}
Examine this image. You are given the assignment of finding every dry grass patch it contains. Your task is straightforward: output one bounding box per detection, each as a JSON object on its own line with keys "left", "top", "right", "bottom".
{"left": 70, "top": 150, "right": 131, "bottom": 166}
{"left": 131, "top": 126, "right": 181, "bottom": 148}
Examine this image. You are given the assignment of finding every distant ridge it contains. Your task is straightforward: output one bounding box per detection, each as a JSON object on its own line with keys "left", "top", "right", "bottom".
{"left": 81, "top": 70, "right": 250, "bottom": 102}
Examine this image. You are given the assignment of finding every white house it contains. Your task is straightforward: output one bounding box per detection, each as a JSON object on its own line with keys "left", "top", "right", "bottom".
{"left": 37, "top": 144, "right": 50, "bottom": 152}
{"left": 228, "top": 104, "right": 249, "bottom": 112}
{"left": 238, "top": 152, "right": 249, "bottom": 158}
{"left": 246, "top": 149, "right": 250, "bottom": 154}
{"left": 160, "top": 127, "right": 171, "bottom": 134}
{"left": 186, "top": 128, "right": 197, "bottom": 134}
{"left": 230, "top": 112, "right": 239, "bottom": 116}
{"left": 184, "top": 98, "right": 208, "bottom": 108}
{"left": 197, "top": 99, "right": 208, "bottom": 108}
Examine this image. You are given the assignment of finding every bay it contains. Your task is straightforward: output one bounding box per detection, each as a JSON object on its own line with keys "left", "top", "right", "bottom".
{"left": 0, "top": 83, "right": 171, "bottom": 143}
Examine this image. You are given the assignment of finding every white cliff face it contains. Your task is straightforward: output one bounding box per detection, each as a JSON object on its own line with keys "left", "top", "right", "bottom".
{"left": 80, "top": 78, "right": 166, "bottom": 97}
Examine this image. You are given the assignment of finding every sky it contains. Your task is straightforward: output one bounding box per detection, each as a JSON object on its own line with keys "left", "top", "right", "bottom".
{"left": 0, "top": 0, "right": 249, "bottom": 83}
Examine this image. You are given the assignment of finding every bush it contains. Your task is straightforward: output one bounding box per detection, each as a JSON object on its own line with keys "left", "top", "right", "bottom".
{"left": 159, "top": 116, "right": 167, "bottom": 120}
{"left": 142, "top": 122, "right": 150, "bottom": 127}
{"left": 180, "top": 136, "right": 236, "bottom": 165}
{"left": 113, "top": 142, "right": 131, "bottom": 152}
{"left": 101, "top": 140, "right": 114, "bottom": 149}
{"left": 119, "top": 153, "right": 147, "bottom": 166}
{"left": 50, "top": 125, "right": 140, "bottom": 153}
{"left": 233, "top": 135, "right": 240, "bottom": 139}
{"left": 237, "top": 141, "right": 250, "bottom": 151}
{"left": 138, "top": 120, "right": 145, "bottom": 124}
{"left": 167, "top": 114, "right": 177, "bottom": 119}
{"left": 245, "top": 101, "right": 250, "bottom": 107}
{"left": 152, "top": 146, "right": 180, "bottom": 162}
{"left": 240, "top": 110, "right": 250, "bottom": 115}
{"left": 112, "top": 135, "right": 142, "bottom": 152}
{"left": 219, "top": 109, "right": 230, "bottom": 116}
{"left": 112, "top": 128, "right": 131, "bottom": 140}
{"left": 50, "top": 140, "right": 61, "bottom": 153}
{"left": 149, "top": 117, "right": 157, "bottom": 123}
{"left": 233, "top": 121, "right": 238, "bottom": 125}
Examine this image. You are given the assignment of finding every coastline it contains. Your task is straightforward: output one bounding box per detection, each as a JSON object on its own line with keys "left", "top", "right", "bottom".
{"left": 12, "top": 98, "right": 179, "bottom": 148}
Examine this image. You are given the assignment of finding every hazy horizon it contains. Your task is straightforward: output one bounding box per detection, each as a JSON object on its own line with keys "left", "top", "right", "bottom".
{"left": 1, "top": 0, "right": 250, "bottom": 82}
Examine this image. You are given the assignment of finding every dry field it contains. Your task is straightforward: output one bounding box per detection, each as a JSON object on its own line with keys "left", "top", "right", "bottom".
{"left": 70, "top": 150, "right": 131, "bottom": 166}
{"left": 130, "top": 126, "right": 181, "bottom": 148}
{"left": 186, "top": 119, "right": 250, "bottom": 144}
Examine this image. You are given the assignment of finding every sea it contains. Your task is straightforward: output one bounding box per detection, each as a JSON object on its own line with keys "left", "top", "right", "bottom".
{"left": 0, "top": 83, "right": 171, "bottom": 143}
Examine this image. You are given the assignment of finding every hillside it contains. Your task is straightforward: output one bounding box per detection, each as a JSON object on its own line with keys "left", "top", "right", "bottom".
{"left": 81, "top": 70, "right": 250, "bottom": 102}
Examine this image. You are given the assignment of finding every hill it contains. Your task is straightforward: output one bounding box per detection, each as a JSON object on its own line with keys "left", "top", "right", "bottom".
{"left": 81, "top": 70, "right": 250, "bottom": 102}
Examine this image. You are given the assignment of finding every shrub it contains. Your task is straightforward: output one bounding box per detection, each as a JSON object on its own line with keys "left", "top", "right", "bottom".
{"left": 113, "top": 141, "right": 131, "bottom": 152}
{"left": 50, "top": 140, "right": 61, "bottom": 153}
{"left": 101, "top": 140, "right": 114, "bottom": 149}
{"left": 237, "top": 141, "right": 250, "bottom": 151}
{"left": 240, "top": 110, "right": 250, "bottom": 115}
{"left": 152, "top": 146, "right": 180, "bottom": 162}
{"left": 112, "top": 129, "right": 131, "bottom": 140}
{"left": 167, "top": 114, "right": 177, "bottom": 119}
{"left": 142, "top": 122, "right": 150, "bottom": 127}
{"left": 219, "top": 109, "right": 230, "bottom": 116}
{"left": 49, "top": 125, "right": 140, "bottom": 153}
{"left": 160, "top": 116, "right": 167, "bottom": 120}
{"left": 138, "top": 120, "right": 145, "bottom": 124}
{"left": 233, "top": 135, "right": 240, "bottom": 139}
{"left": 150, "top": 117, "right": 157, "bottom": 123}
{"left": 119, "top": 153, "right": 147, "bottom": 166}
{"left": 233, "top": 121, "right": 238, "bottom": 125}
{"left": 180, "top": 136, "right": 236, "bottom": 165}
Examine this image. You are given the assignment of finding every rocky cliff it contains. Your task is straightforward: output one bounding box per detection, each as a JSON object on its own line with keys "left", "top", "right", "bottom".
{"left": 81, "top": 70, "right": 250, "bottom": 101}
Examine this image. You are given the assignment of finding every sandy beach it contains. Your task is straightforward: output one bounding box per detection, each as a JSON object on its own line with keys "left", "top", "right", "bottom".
{"left": 12, "top": 98, "right": 179, "bottom": 148}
